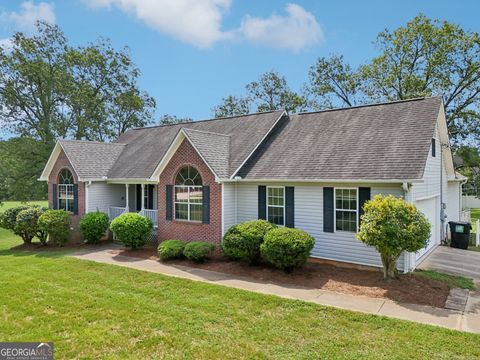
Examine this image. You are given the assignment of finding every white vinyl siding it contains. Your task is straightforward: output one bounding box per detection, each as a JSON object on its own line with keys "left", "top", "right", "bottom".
{"left": 222, "top": 183, "right": 236, "bottom": 235}
{"left": 447, "top": 182, "right": 461, "bottom": 222}
{"left": 411, "top": 125, "right": 442, "bottom": 200}
{"left": 231, "top": 182, "right": 406, "bottom": 271}
{"left": 87, "top": 182, "right": 125, "bottom": 213}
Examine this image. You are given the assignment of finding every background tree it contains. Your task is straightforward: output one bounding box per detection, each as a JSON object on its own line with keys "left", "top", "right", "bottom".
{"left": 306, "top": 15, "right": 480, "bottom": 147}
{"left": 213, "top": 71, "right": 306, "bottom": 117}
{"left": 158, "top": 114, "right": 192, "bottom": 125}
{"left": 0, "top": 21, "right": 155, "bottom": 201}
{"left": 455, "top": 146, "right": 480, "bottom": 196}
{"left": 246, "top": 71, "right": 306, "bottom": 113}
{"left": 357, "top": 195, "right": 431, "bottom": 280}
{"left": 213, "top": 95, "right": 251, "bottom": 118}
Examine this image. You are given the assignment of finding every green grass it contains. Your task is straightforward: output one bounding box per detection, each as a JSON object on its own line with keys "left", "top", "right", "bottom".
{"left": 471, "top": 208, "right": 480, "bottom": 232}
{"left": 0, "top": 200, "right": 48, "bottom": 211}
{"left": 415, "top": 270, "right": 476, "bottom": 291}
{"left": 468, "top": 246, "right": 480, "bottom": 252}
{"left": 0, "top": 230, "right": 480, "bottom": 358}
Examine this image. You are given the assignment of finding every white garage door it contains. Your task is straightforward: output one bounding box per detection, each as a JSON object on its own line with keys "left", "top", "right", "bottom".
{"left": 415, "top": 197, "right": 439, "bottom": 261}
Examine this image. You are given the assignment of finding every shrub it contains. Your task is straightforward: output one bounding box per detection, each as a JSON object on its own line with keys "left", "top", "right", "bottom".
{"left": 183, "top": 241, "right": 215, "bottom": 262}
{"left": 222, "top": 220, "right": 277, "bottom": 263}
{"left": 38, "top": 210, "right": 71, "bottom": 246}
{"left": 260, "top": 228, "right": 315, "bottom": 272}
{"left": 109, "top": 213, "right": 153, "bottom": 249}
{"left": 0, "top": 205, "right": 30, "bottom": 241}
{"left": 357, "top": 195, "right": 431, "bottom": 280}
{"left": 158, "top": 240, "right": 185, "bottom": 260}
{"left": 79, "top": 211, "right": 109, "bottom": 244}
{"left": 16, "top": 206, "right": 48, "bottom": 245}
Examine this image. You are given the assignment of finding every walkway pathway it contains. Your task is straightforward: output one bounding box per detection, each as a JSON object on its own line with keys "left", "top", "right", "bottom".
{"left": 71, "top": 247, "right": 480, "bottom": 334}
{"left": 418, "top": 245, "right": 480, "bottom": 279}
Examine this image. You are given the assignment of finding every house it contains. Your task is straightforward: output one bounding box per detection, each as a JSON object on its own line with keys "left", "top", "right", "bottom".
{"left": 39, "top": 96, "right": 464, "bottom": 272}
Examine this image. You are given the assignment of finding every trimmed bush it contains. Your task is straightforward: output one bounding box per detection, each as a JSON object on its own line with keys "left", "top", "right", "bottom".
{"left": 16, "top": 206, "right": 48, "bottom": 245}
{"left": 38, "top": 210, "right": 71, "bottom": 246}
{"left": 158, "top": 240, "right": 185, "bottom": 260}
{"left": 222, "top": 220, "right": 277, "bottom": 263}
{"left": 260, "top": 228, "right": 315, "bottom": 272}
{"left": 109, "top": 213, "right": 153, "bottom": 250}
{"left": 357, "top": 194, "right": 431, "bottom": 280}
{"left": 0, "top": 205, "right": 30, "bottom": 242}
{"left": 183, "top": 241, "right": 215, "bottom": 262}
{"left": 79, "top": 211, "right": 109, "bottom": 244}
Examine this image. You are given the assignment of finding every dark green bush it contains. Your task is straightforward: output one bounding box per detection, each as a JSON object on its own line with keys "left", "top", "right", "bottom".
{"left": 0, "top": 205, "right": 30, "bottom": 241}
{"left": 260, "top": 228, "right": 315, "bottom": 272}
{"left": 109, "top": 213, "right": 153, "bottom": 249}
{"left": 16, "top": 206, "right": 48, "bottom": 244}
{"left": 158, "top": 240, "right": 185, "bottom": 260}
{"left": 79, "top": 211, "right": 109, "bottom": 244}
{"left": 183, "top": 241, "right": 215, "bottom": 262}
{"left": 222, "top": 220, "right": 277, "bottom": 263}
{"left": 38, "top": 210, "right": 71, "bottom": 246}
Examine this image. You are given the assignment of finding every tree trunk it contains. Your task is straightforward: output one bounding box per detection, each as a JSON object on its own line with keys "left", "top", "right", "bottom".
{"left": 380, "top": 253, "right": 399, "bottom": 280}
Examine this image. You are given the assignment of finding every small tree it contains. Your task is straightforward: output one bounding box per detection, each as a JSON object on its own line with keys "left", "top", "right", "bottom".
{"left": 357, "top": 195, "right": 431, "bottom": 280}
{"left": 16, "top": 206, "right": 48, "bottom": 245}
{"left": 0, "top": 205, "right": 30, "bottom": 242}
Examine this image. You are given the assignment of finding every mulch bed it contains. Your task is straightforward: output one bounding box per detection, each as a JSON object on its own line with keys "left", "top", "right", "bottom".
{"left": 111, "top": 247, "right": 449, "bottom": 308}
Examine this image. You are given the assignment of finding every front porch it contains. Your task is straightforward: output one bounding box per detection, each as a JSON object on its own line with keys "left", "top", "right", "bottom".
{"left": 104, "top": 183, "right": 158, "bottom": 228}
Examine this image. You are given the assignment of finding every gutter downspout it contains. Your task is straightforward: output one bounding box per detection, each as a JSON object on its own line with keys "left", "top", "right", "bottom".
{"left": 402, "top": 182, "right": 413, "bottom": 272}
{"left": 234, "top": 176, "right": 241, "bottom": 224}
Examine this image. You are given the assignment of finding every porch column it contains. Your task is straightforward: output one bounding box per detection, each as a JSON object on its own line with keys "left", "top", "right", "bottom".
{"left": 125, "top": 184, "right": 129, "bottom": 212}
{"left": 141, "top": 184, "right": 145, "bottom": 211}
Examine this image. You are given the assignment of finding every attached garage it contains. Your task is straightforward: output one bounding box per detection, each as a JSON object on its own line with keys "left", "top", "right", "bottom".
{"left": 415, "top": 196, "right": 440, "bottom": 262}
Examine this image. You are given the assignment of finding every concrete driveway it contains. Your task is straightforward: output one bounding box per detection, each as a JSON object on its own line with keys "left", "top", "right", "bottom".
{"left": 418, "top": 246, "right": 480, "bottom": 279}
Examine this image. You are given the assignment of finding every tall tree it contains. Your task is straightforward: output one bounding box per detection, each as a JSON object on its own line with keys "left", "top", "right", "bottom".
{"left": 213, "top": 95, "right": 251, "bottom": 118}
{"left": 0, "top": 21, "right": 155, "bottom": 145}
{"left": 246, "top": 71, "right": 306, "bottom": 113}
{"left": 213, "top": 71, "right": 306, "bottom": 118}
{"left": 158, "top": 114, "right": 192, "bottom": 125}
{"left": 306, "top": 15, "right": 480, "bottom": 145}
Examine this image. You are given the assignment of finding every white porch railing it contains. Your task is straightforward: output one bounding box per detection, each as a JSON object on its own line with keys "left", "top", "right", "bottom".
{"left": 139, "top": 209, "right": 158, "bottom": 228}
{"left": 108, "top": 206, "right": 127, "bottom": 221}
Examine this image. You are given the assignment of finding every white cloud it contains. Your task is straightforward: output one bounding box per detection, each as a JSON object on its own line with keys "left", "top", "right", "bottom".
{"left": 84, "top": 0, "right": 231, "bottom": 49}
{"left": 83, "top": 1, "right": 323, "bottom": 51}
{"left": 239, "top": 3, "right": 323, "bottom": 52}
{"left": 0, "top": 1, "right": 55, "bottom": 33}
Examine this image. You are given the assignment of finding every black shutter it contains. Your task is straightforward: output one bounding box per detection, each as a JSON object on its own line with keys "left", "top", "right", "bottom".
{"left": 323, "top": 187, "right": 334, "bottom": 233}
{"left": 165, "top": 185, "right": 173, "bottom": 221}
{"left": 431, "top": 138, "right": 436, "bottom": 157}
{"left": 258, "top": 186, "right": 266, "bottom": 220}
{"left": 148, "top": 185, "right": 154, "bottom": 209}
{"left": 136, "top": 184, "right": 142, "bottom": 211}
{"left": 52, "top": 184, "right": 58, "bottom": 210}
{"left": 358, "top": 187, "right": 371, "bottom": 227}
{"left": 73, "top": 184, "right": 78, "bottom": 215}
{"left": 285, "top": 186, "right": 294, "bottom": 228}
{"left": 202, "top": 186, "right": 210, "bottom": 224}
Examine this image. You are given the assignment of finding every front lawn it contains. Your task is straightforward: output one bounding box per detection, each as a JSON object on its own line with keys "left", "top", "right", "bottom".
{"left": 0, "top": 200, "right": 48, "bottom": 211}
{"left": 0, "top": 232, "right": 479, "bottom": 358}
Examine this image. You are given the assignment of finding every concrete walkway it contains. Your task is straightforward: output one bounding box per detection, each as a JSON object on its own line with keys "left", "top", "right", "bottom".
{"left": 71, "top": 247, "right": 480, "bottom": 334}
{"left": 418, "top": 245, "right": 480, "bottom": 279}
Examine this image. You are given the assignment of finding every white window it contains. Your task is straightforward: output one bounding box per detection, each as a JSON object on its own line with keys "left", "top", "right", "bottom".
{"left": 58, "top": 168, "right": 74, "bottom": 212}
{"left": 174, "top": 166, "right": 203, "bottom": 221}
{"left": 267, "top": 187, "right": 285, "bottom": 226}
{"left": 335, "top": 188, "right": 358, "bottom": 232}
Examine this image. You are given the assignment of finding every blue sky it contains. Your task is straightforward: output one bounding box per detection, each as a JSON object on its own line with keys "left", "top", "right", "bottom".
{"left": 0, "top": 0, "right": 479, "bottom": 121}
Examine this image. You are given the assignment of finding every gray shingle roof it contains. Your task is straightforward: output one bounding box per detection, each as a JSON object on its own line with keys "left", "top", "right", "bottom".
{"left": 237, "top": 97, "right": 442, "bottom": 181}
{"left": 108, "top": 110, "right": 284, "bottom": 179}
{"left": 182, "top": 128, "right": 230, "bottom": 179}
{"left": 59, "top": 140, "right": 125, "bottom": 179}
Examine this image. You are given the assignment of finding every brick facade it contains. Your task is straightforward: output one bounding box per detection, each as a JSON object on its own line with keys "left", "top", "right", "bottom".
{"left": 158, "top": 138, "right": 222, "bottom": 244}
{"left": 47, "top": 149, "right": 85, "bottom": 242}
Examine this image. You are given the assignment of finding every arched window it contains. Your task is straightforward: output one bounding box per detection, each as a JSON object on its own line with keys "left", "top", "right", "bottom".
{"left": 58, "top": 169, "right": 75, "bottom": 212}
{"left": 174, "top": 166, "right": 202, "bottom": 221}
